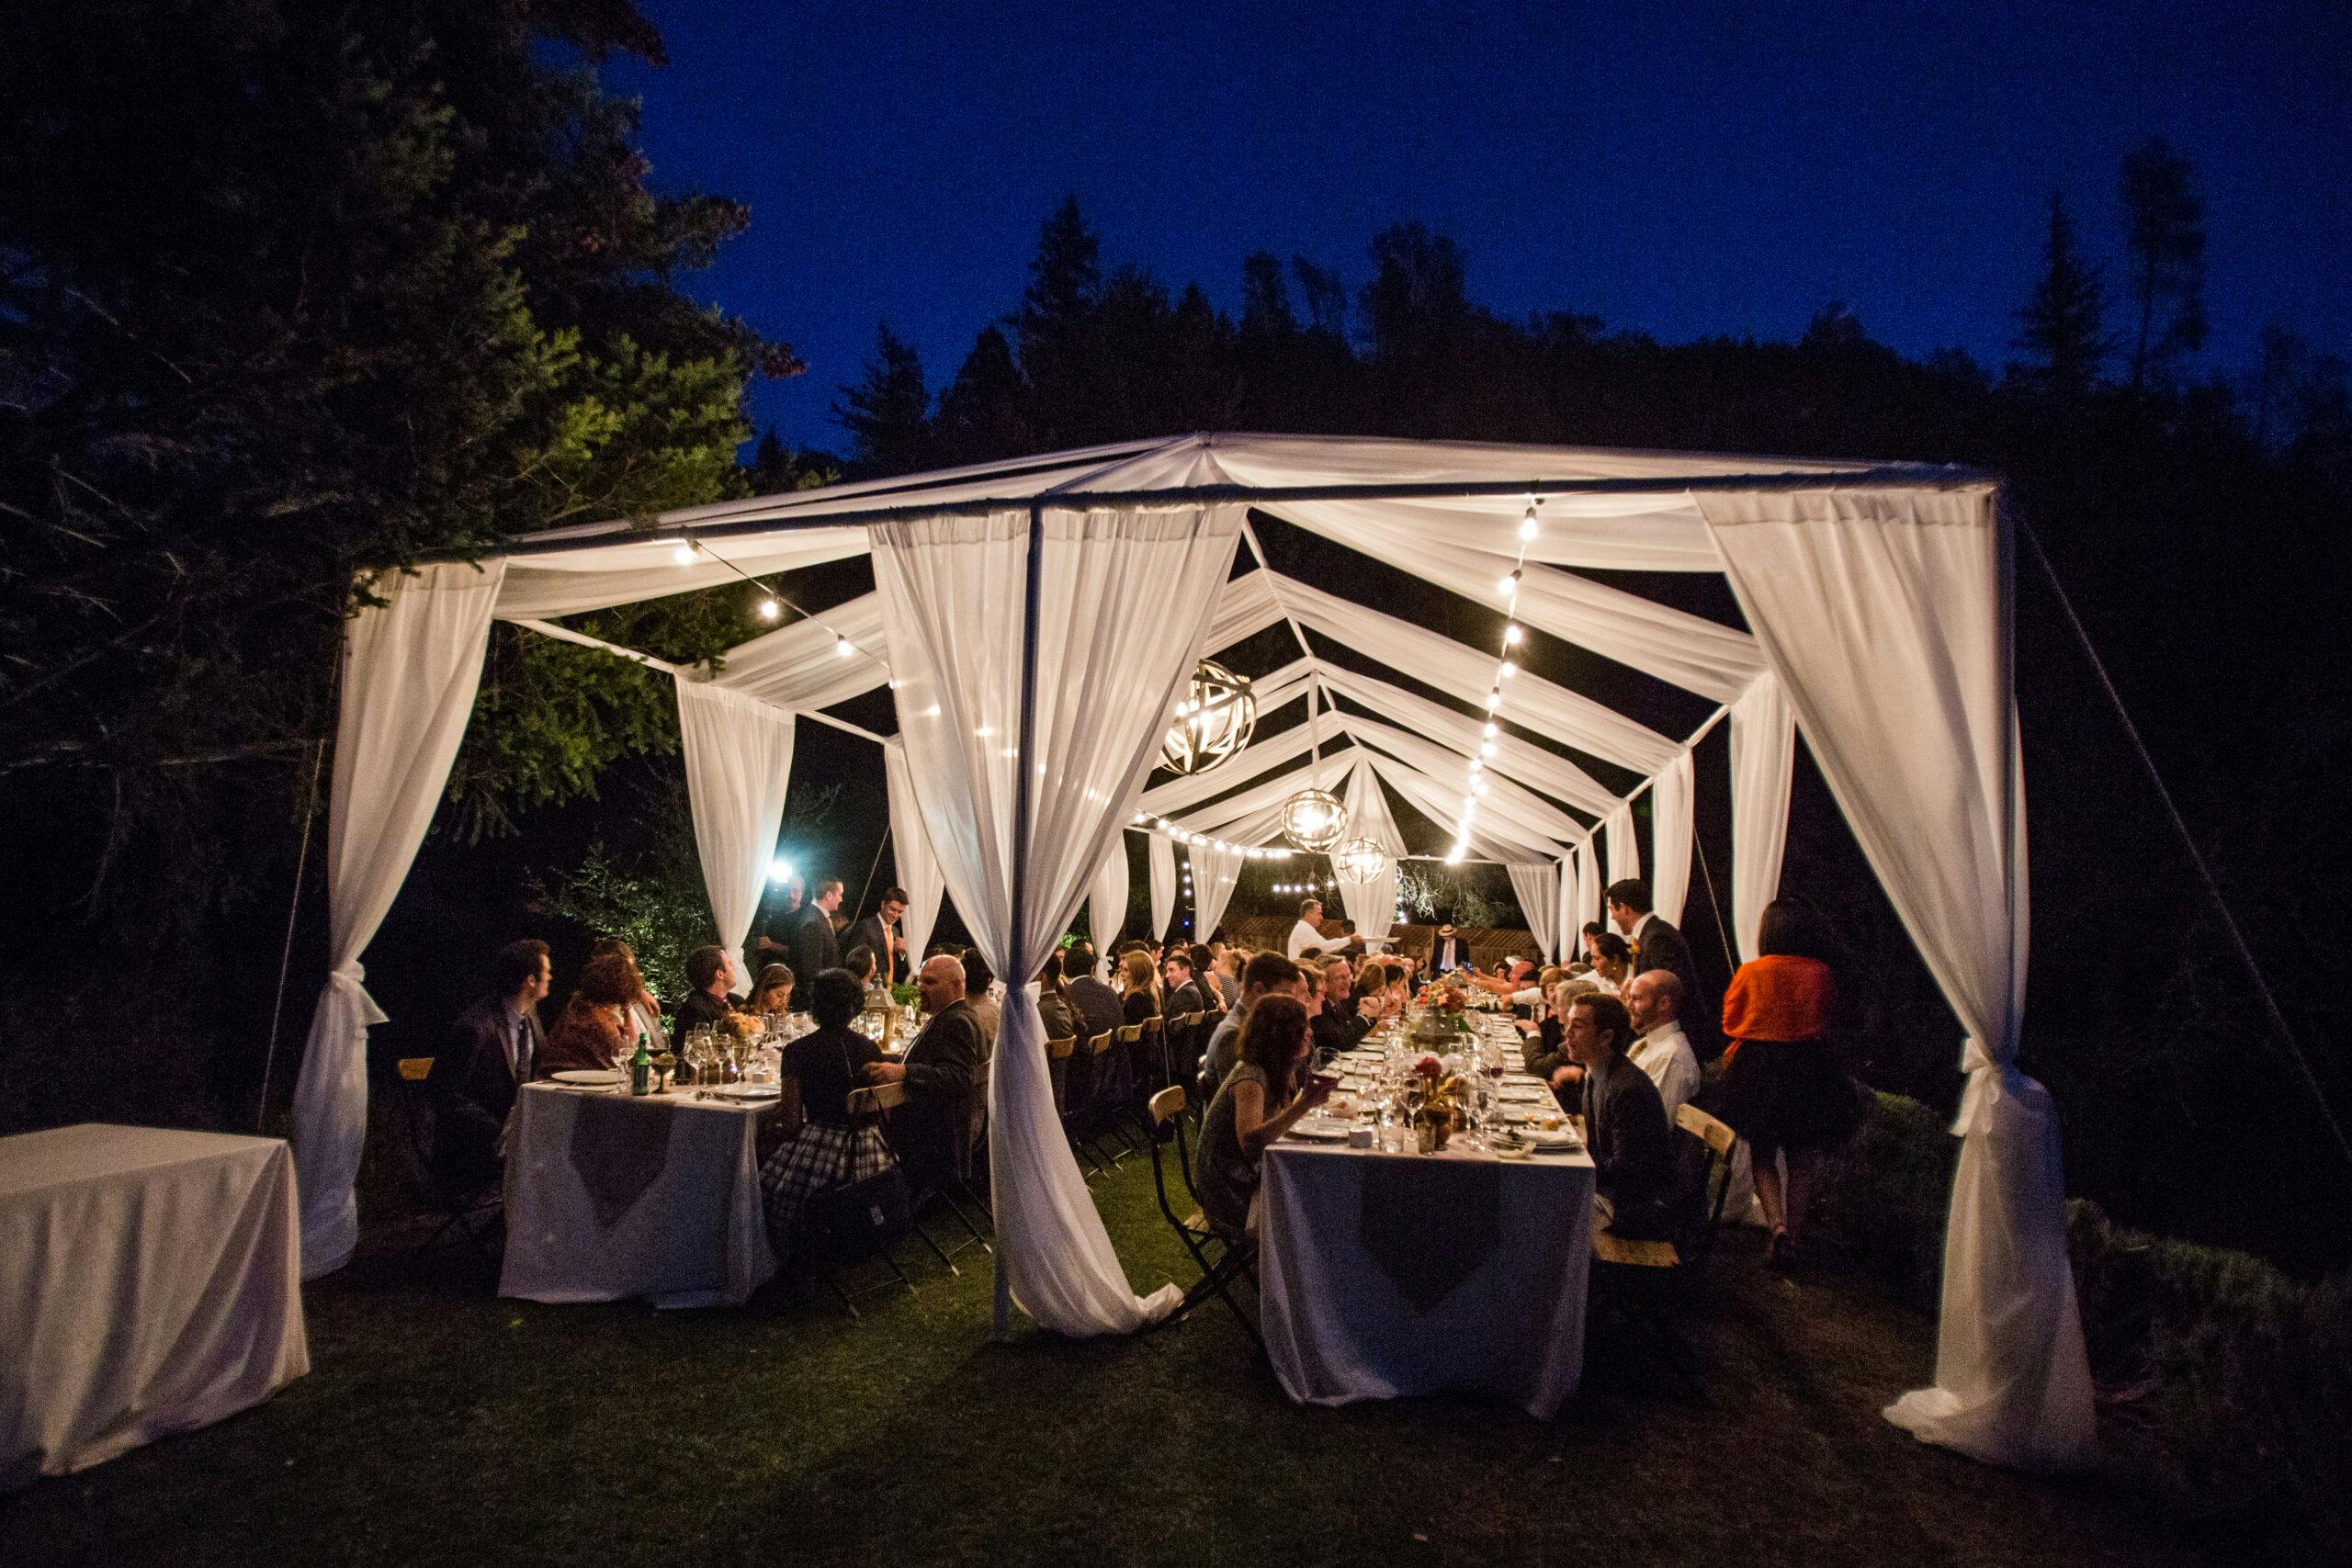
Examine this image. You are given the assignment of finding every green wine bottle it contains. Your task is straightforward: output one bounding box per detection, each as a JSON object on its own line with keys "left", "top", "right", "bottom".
{"left": 629, "top": 1031, "right": 652, "bottom": 1097}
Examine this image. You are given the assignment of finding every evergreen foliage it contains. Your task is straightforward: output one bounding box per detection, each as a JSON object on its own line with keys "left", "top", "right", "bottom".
{"left": 2119, "top": 137, "right": 2209, "bottom": 395}
{"left": 2009, "top": 191, "right": 2112, "bottom": 400}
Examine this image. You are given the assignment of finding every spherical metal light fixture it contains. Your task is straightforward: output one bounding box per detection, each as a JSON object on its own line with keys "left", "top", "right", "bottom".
{"left": 1277, "top": 787, "right": 1346, "bottom": 852}
{"left": 1159, "top": 660, "right": 1256, "bottom": 775}
{"left": 1331, "top": 836, "right": 1391, "bottom": 886}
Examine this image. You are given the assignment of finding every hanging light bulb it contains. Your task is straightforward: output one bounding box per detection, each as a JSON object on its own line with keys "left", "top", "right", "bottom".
{"left": 1481, "top": 739, "right": 1497, "bottom": 757}
{"left": 757, "top": 597, "right": 780, "bottom": 620}
{"left": 834, "top": 636, "right": 854, "bottom": 659}
{"left": 1475, "top": 780, "right": 1490, "bottom": 797}
{"left": 1503, "top": 624, "right": 1523, "bottom": 647}
{"left": 673, "top": 539, "right": 699, "bottom": 566}
{"left": 1278, "top": 786, "right": 1346, "bottom": 852}
{"left": 1159, "top": 659, "right": 1257, "bottom": 775}
{"left": 1499, "top": 660, "right": 1517, "bottom": 679}
{"left": 1520, "top": 506, "right": 1540, "bottom": 543}
{"left": 1444, "top": 841, "right": 1468, "bottom": 865}
{"left": 1331, "top": 836, "right": 1389, "bottom": 886}
{"left": 1485, "top": 690, "right": 1502, "bottom": 711}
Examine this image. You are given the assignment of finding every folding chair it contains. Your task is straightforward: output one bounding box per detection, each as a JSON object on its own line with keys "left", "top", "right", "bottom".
{"left": 1061, "top": 1031, "right": 1114, "bottom": 1179}
{"left": 1091, "top": 1025, "right": 1144, "bottom": 1166}
{"left": 398, "top": 1056, "right": 503, "bottom": 1274}
{"left": 791, "top": 1083, "right": 922, "bottom": 1315}
{"left": 865, "top": 1078, "right": 994, "bottom": 1261}
{"left": 1587, "top": 1104, "right": 1742, "bottom": 1403}
{"left": 841, "top": 1080, "right": 972, "bottom": 1280}
{"left": 1143, "top": 1087, "right": 1263, "bottom": 1351}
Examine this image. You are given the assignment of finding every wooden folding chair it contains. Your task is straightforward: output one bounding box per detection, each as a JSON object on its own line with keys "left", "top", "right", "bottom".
{"left": 840, "top": 1080, "right": 973, "bottom": 1281}
{"left": 1588, "top": 1104, "right": 1742, "bottom": 1403}
{"left": 1143, "top": 1087, "right": 1263, "bottom": 1352}
{"left": 398, "top": 1055, "right": 503, "bottom": 1274}
{"left": 1062, "top": 1031, "right": 1114, "bottom": 1179}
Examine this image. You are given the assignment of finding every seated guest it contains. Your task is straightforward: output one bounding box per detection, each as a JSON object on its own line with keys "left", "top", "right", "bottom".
{"left": 1566, "top": 992, "right": 1677, "bottom": 1240}
{"left": 538, "top": 953, "right": 639, "bottom": 1075}
{"left": 842, "top": 944, "right": 880, "bottom": 990}
{"left": 1526, "top": 979, "right": 1576, "bottom": 1085}
{"left": 865, "top": 955, "right": 984, "bottom": 1195}
{"left": 1199, "top": 943, "right": 1239, "bottom": 1008}
{"left": 1468, "top": 955, "right": 1543, "bottom": 1003}
{"left": 1198, "top": 952, "right": 1304, "bottom": 1100}
{"left": 1312, "top": 957, "right": 1381, "bottom": 1056}
{"left": 1158, "top": 950, "right": 1206, "bottom": 1022}
{"left": 589, "top": 937, "right": 666, "bottom": 1054}
{"left": 961, "top": 951, "right": 1000, "bottom": 1058}
{"left": 747, "top": 963, "right": 796, "bottom": 1018}
{"left": 675, "top": 944, "right": 742, "bottom": 1035}
{"left": 1067, "top": 942, "right": 1127, "bottom": 1043}
{"left": 1624, "top": 969, "right": 1702, "bottom": 1126}
{"left": 429, "top": 940, "right": 549, "bottom": 1193}
{"left": 1035, "top": 952, "right": 1079, "bottom": 1043}
{"left": 1120, "top": 949, "right": 1165, "bottom": 1026}
{"left": 758, "top": 967, "right": 891, "bottom": 1255}
{"left": 1192, "top": 996, "right": 1330, "bottom": 1240}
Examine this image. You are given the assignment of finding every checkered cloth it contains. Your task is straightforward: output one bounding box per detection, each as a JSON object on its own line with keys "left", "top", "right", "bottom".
{"left": 759, "top": 1122, "right": 894, "bottom": 1253}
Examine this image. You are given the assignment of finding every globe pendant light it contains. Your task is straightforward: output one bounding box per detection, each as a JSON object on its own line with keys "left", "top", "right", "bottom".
{"left": 1331, "top": 836, "right": 1390, "bottom": 886}
{"left": 1159, "top": 659, "right": 1256, "bottom": 775}
{"left": 1278, "top": 680, "right": 1346, "bottom": 851}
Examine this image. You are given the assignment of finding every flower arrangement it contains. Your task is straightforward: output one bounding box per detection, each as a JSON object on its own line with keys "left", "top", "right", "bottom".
{"left": 718, "top": 1011, "right": 762, "bottom": 1042}
{"left": 1408, "top": 1055, "right": 1466, "bottom": 1150}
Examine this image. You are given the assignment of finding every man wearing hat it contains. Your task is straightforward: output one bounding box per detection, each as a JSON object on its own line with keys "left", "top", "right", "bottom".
{"left": 1430, "top": 910, "right": 1474, "bottom": 974}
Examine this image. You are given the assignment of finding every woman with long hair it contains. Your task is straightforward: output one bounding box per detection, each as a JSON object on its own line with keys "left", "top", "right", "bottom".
{"left": 588, "top": 937, "right": 666, "bottom": 1054}
{"left": 747, "top": 963, "right": 796, "bottom": 1017}
{"left": 1190, "top": 995, "right": 1329, "bottom": 1240}
{"left": 1716, "top": 898, "right": 1856, "bottom": 1265}
{"left": 537, "top": 953, "right": 639, "bottom": 1076}
{"left": 1118, "top": 948, "right": 1160, "bottom": 1025}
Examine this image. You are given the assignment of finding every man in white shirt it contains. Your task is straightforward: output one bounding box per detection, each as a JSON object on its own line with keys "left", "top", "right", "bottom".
{"left": 1284, "top": 898, "right": 1328, "bottom": 962}
{"left": 1623, "top": 968, "right": 1702, "bottom": 1125}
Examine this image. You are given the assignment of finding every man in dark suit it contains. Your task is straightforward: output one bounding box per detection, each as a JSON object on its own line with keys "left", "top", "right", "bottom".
{"left": 1565, "top": 990, "right": 1678, "bottom": 1241}
{"left": 1429, "top": 917, "right": 1475, "bottom": 975}
{"left": 428, "top": 940, "right": 550, "bottom": 1195}
{"left": 1160, "top": 950, "right": 1210, "bottom": 1021}
{"left": 865, "top": 954, "right": 983, "bottom": 1195}
{"left": 674, "top": 944, "right": 741, "bottom": 1035}
{"left": 1606, "top": 877, "right": 1714, "bottom": 1056}
{"left": 843, "top": 886, "right": 910, "bottom": 985}
{"left": 1310, "top": 957, "right": 1380, "bottom": 1057}
{"left": 754, "top": 873, "right": 804, "bottom": 967}
{"left": 791, "top": 876, "right": 845, "bottom": 986}
{"left": 1064, "top": 942, "right": 1126, "bottom": 1043}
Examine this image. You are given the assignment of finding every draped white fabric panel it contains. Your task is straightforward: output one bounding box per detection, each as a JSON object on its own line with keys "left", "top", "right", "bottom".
{"left": 677, "top": 680, "right": 798, "bottom": 996}
{"left": 1188, "top": 840, "right": 1247, "bottom": 942}
{"left": 712, "top": 593, "right": 890, "bottom": 710}
{"left": 494, "top": 527, "right": 869, "bottom": 619}
{"left": 1698, "top": 485, "right": 2092, "bottom": 1472}
{"left": 1509, "top": 863, "right": 1563, "bottom": 961}
{"left": 1602, "top": 801, "right": 1641, "bottom": 885}
{"left": 1364, "top": 752, "right": 1565, "bottom": 866}
{"left": 1336, "top": 757, "right": 1405, "bottom": 940}
{"left": 1728, "top": 674, "right": 1796, "bottom": 961}
{"left": 1264, "top": 571, "right": 1679, "bottom": 773}
{"left": 1311, "top": 662, "right": 1617, "bottom": 817}
{"left": 1340, "top": 715, "right": 1591, "bottom": 847}
{"left": 1148, "top": 832, "right": 1178, "bottom": 942}
{"left": 1086, "top": 842, "right": 1129, "bottom": 964}
{"left": 1573, "top": 840, "right": 1601, "bottom": 938}
{"left": 1272, "top": 502, "right": 1764, "bottom": 701}
{"left": 1204, "top": 567, "right": 1291, "bottom": 651}
{"left": 882, "top": 740, "right": 945, "bottom": 968}
{"left": 1650, "top": 749, "right": 1696, "bottom": 928}
{"left": 294, "top": 561, "right": 505, "bottom": 1278}
{"left": 872, "top": 502, "right": 1239, "bottom": 1336}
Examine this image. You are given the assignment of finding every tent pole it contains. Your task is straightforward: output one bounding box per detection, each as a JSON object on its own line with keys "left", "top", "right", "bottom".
{"left": 2021, "top": 515, "right": 2352, "bottom": 1173}
{"left": 996, "top": 501, "right": 1049, "bottom": 1340}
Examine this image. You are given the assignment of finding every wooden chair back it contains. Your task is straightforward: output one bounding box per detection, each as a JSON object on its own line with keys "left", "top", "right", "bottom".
{"left": 1148, "top": 1085, "right": 1185, "bottom": 1128}
{"left": 1675, "top": 1102, "right": 1736, "bottom": 1158}
{"left": 397, "top": 1056, "right": 435, "bottom": 1082}
{"left": 1087, "top": 1030, "right": 1117, "bottom": 1057}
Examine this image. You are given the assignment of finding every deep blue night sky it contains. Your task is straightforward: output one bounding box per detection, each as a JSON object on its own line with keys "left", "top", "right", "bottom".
{"left": 604, "top": 0, "right": 2351, "bottom": 452}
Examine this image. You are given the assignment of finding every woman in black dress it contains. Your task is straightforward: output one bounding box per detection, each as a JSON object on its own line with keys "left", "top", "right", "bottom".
{"left": 758, "top": 968, "right": 891, "bottom": 1257}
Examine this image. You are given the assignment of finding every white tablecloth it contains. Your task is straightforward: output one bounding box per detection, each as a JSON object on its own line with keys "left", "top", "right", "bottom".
{"left": 1, "top": 1125, "right": 310, "bottom": 1487}
{"left": 1260, "top": 1130, "right": 1594, "bottom": 1419}
{"left": 499, "top": 1084, "right": 779, "bottom": 1308}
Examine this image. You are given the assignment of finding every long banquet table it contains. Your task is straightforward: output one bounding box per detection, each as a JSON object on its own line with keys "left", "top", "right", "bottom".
{"left": 1257, "top": 1035, "right": 1596, "bottom": 1419}
{"left": 498, "top": 1081, "right": 788, "bottom": 1309}
{"left": 1, "top": 1124, "right": 311, "bottom": 1487}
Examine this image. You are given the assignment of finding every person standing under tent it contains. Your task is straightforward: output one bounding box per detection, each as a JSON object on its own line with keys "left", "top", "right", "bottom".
{"left": 845, "top": 886, "right": 910, "bottom": 985}
{"left": 792, "top": 877, "right": 844, "bottom": 987}
{"left": 1285, "top": 898, "right": 1328, "bottom": 961}
{"left": 755, "top": 872, "right": 804, "bottom": 967}
{"left": 1607, "top": 877, "right": 1713, "bottom": 1056}
{"left": 1716, "top": 899, "right": 1859, "bottom": 1267}
{"left": 1430, "top": 917, "right": 1474, "bottom": 975}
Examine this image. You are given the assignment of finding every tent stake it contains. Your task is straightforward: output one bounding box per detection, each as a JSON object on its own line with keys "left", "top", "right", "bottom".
{"left": 2021, "top": 514, "right": 2352, "bottom": 1174}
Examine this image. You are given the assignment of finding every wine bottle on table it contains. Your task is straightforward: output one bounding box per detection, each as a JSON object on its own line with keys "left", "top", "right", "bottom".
{"left": 629, "top": 1032, "right": 652, "bottom": 1097}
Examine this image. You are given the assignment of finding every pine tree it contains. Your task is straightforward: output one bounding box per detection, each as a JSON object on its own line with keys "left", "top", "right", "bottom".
{"left": 934, "top": 325, "right": 1034, "bottom": 464}
{"left": 831, "top": 323, "right": 932, "bottom": 475}
{"left": 1017, "top": 196, "right": 1102, "bottom": 364}
{"left": 2009, "top": 190, "right": 2111, "bottom": 400}
{"left": 1239, "top": 252, "right": 1295, "bottom": 336}
{"left": 2120, "top": 138, "right": 2208, "bottom": 395}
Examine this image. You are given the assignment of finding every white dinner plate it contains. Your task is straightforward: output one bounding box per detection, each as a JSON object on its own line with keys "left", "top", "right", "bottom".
{"left": 550, "top": 1069, "right": 626, "bottom": 1087}
{"left": 712, "top": 1084, "right": 781, "bottom": 1101}
{"left": 1286, "top": 1120, "right": 1351, "bottom": 1142}
{"left": 1526, "top": 1133, "right": 1583, "bottom": 1151}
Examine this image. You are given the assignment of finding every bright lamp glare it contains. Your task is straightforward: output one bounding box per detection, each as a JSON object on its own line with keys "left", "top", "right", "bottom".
{"left": 757, "top": 598, "right": 780, "bottom": 620}
{"left": 834, "top": 637, "right": 854, "bottom": 658}
{"left": 767, "top": 858, "right": 795, "bottom": 885}
{"left": 673, "top": 542, "right": 697, "bottom": 566}
{"left": 1503, "top": 624, "right": 1522, "bottom": 647}
{"left": 1485, "top": 691, "right": 1502, "bottom": 711}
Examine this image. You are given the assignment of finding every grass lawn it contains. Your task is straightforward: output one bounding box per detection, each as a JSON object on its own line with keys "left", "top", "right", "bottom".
{"left": 5, "top": 1147, "right": 2225, "bottom": 1568}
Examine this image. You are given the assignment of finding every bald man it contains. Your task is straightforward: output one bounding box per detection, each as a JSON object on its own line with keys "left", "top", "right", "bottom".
{"left": 1624, "top": 968, "right": 1702, "bottom": 1124}
{"left": 866, "top": 954, "right": 984, "bottom": 1193}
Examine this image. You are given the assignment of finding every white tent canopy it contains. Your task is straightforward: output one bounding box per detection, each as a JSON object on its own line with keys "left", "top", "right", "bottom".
{"left": 294, "top": 433, "right": 2092, "bottom": 1472}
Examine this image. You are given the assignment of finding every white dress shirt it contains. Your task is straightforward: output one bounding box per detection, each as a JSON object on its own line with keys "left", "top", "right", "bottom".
{"left": 1285, "top": 919, "right": 1326, "bottom": 961}
{"left": 1626, "top": 1020, "right": 1702, "bottom": 1124}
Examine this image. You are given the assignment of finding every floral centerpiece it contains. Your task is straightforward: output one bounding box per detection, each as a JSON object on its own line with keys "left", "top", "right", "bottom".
{"left": 1408, "top": 984, "right": 1475, "bottom": 1044}
{"left": 1408, "top": 1054, "right": 1466, "bottom": 1151}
